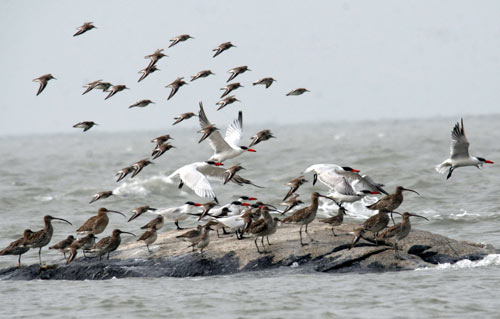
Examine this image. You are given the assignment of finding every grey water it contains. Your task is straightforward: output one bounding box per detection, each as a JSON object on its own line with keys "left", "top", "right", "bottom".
{"left": 1, "top": 115, "right": 500, "bottom": 318}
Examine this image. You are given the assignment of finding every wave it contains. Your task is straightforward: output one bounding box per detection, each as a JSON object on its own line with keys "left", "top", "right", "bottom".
{"left": 113, "top": 175, "right": 175, "bottom": 197}
{"left": 416, "top": 254, "right": 500, "bottom": 271}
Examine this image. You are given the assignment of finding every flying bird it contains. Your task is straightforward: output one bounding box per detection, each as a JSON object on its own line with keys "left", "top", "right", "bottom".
{"left": 89, "top": 191, "right": 114, "bottom": 204}
{"left": 166, "top": 77, "right": 188, "bottom": 100}
{"left": 73, "top": 22, "right": 96, "bottom": 37}
{"left": 73, "top": 121, "right": 97, "bottom": 132}
{"left": 213, "top": 41, "right": 235, "bottom": 57}
{"left": 227, "top": 66, "right": 250, "bottom": 82}
{"left": 190, "top": 70, "right": 215, "bottom": 82}
{"left": 105, "top": 85, "right": 129, "bottom": 100}
{"left": 286, "top": 88, "right": 309, "bottom": 96}
{"left": 138, "top": 65, "right": 160, "bottom": 82}
{"left": 129, "top": 99, "right": 155, "bottom": 108}
{"left": 169, "top": 34, "right": 194, "bottom": 48}
{"left": 249, "top": 129, "right": 276, "bottom": 147}
{"left": 33, "top": 74, "right": 56, "bottom": 96}
{"left": 253, "top": 77, "right": 276, "bottom": 88}
{"left": 151, "top": 143, "right": 175, "bottom": 160}
{"left": 216, "top": 95, "right": 240, "bottom": 111}
{"left": 198, "top": 102, "right": 256, "bottom": 162}
{"left": 131, "top": 159, "right": 154, "bottom": 178}
{"left": 144, "top": 49, "right": 167, "bottom": 68}
{"left": 173, "top": 112, "right": 197, "bottom": 125}
{"left": 435, "top": 118, "right": 494, "bottom": 179}
{"left": 220, "top": 82, "right": 243, "bottom": 98}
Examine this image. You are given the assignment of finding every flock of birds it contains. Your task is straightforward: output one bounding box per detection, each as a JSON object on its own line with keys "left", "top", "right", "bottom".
{"left": 0, "top": 22, "right": 495, "bottom": 268}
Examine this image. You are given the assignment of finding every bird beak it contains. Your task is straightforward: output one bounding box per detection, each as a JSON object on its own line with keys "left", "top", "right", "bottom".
{"left": 241, "top": 203, "right": 250, "bottom": 206}
{"left": 149, "top": 208, "right": 157, "bottom": 211}
{"left": 195, "top": 203, "right": 202, "bottom": 206}
{"left": 120, "top": 231, "right": 136, "bottom": 237}
{"left": 370, "top": 191, "right": 380, "bottom": 194}
{"left": 249, "top": 197, "right": 257, "bottom": 201}
{"left": 247, "top": 149, "right": 256, "bottom": 152}
{"left": 402, "top": 188, "right": 420, "bottom": 195}
{"left": 52, "top": 217, "right": 72, "bottom": 225}
{"left": 313, "top": 174, "right": 318, "bottom": 186}
{"left": 391, "top": 211, "right": 403, "bottom": 216}
{"left": 352, "top": 169, "right": 360, "bottom": 173}
{"left": 215, "top": 162, "right": 224, "bottom": 166}
{"left": 409, "top": 213, "right": 429, "bottom": 221}
{"left": 107, "top": 210, "right": 126, "bottom": 218}
{"left": 485, "top": 160, "right": 494, "bottom": 164}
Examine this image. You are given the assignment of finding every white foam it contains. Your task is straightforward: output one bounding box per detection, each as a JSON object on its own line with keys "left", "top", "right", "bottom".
{"left": 34, "top": 195, "right": 54, "bottom": 202}
{"left": 416, "top": 254, "right": 500, "bottom": 271}
{"left": 113, "top": 175, "right": 178, "bottom": 197}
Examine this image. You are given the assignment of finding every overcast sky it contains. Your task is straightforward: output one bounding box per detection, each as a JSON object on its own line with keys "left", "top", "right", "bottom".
{"left": 1, "top": 1, "right": 500, "bottom": 135}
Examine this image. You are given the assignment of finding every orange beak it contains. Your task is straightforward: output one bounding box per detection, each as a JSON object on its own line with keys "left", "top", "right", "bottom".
{"left": 215, "top": 162, "right": 224, "bottom": 166}
{"left": 485, "top": 160, "right": 494, "bottom": 164}
{"left": 352, "top": 169, "right": 360, "bottom": 173}
{"left": 241, "top": 202, "right": 250, "bottom": 206}
{"left": 249, "top": 197, "right": 257, "bottom": 201}
{"left": 370, "top": 191, "right": 380, "bottom": 194}
{"left": 195, "top": 203, "right": 202, "bottom": 206}
{"left": 247, "top": 149, "right": 256, "bottom": 152}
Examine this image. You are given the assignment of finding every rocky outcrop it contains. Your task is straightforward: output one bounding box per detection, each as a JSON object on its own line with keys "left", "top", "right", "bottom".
{"left": 0, "top": 222, "right": 495, "bottom": 280}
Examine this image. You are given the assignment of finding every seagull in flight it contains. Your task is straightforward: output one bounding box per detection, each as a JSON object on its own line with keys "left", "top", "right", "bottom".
{"left": 435, "top": 118, "right": 493, "bottom": 179}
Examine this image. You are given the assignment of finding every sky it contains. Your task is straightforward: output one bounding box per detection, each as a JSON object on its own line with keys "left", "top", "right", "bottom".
{"left": 1, "top": 0, "right": 500, "bottom": 135}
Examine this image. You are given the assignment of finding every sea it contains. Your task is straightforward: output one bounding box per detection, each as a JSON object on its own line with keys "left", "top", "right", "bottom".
{"left": 1, "top": 115, "right": 499, "bottom": 318}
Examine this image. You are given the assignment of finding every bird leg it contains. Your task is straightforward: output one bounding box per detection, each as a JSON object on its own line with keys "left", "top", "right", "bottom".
{"left": 304, "top": 223, "right": 317, "bottom": 242}
{"left": 254, "top": 237, "right": 263, "bottom": 253}
{"left": 18, "top": 255, "right": 22, "bottom": 268}
{"left": 299, "top": 225, "right": 307, "bottom": 246}
{"left": 331, "top": 227, "right": 337, "bottom": 237}
{"left": 175, "top": 221, "right": 184, "bottom": 230}
{"left": 390, "top": 211, "right": 396, "bottom": 225}
{"left": 107, "top": 253, "right": 110, "bottom": 261}
{"left": 178, "top": 180, "right": 184, "bottom": 189}
{"left": 146, "top": 244, "right": 151, "bottom": 253}
{"left": 38, "top": 247, "right": 42, "bottom": 265}
{"left": 266, "top": 236, "right": 272, "bottom": 246}
{"left": 216, "top": 229, "right": 221, "bottom": 238}
{"left": 222, "top": 227, "right": 230, "bottom": 235}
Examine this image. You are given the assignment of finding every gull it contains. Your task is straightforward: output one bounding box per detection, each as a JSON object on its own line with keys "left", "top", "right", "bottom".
{"left": 198, "top": 102, "right": 256, "bottom": 161}
{"left": 435, "top": 118, "right": 494, "bottom": 179}
{"left": 213, "top": 41, "right": 235, "bottom": 57}
{"left": 73, "top": 22, "right": 96, "bottom": 37}
{"left": 33, "top": 74, "right": 56, "bottom": 96}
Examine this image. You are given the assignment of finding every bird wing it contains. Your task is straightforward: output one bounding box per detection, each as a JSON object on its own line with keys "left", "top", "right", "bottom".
{"left": 198, "top": 102, "right": 233, "bottom": 153}
{"left": 450, "top": 118, "right": 470, "bottom": 159}
{"left": 177, "top": 163, "right": 216, "bottom": 199}
{"left": 224, "top": 111, "right": 243, "bottom": 148}
{"left": 333, "top": 178, "right": 356, "bottom": 195}
{"left": 304, "top": 164, "right": 344, "bottom": 189}
{"left": 351, "top": 174, "right": 388, "bottom": 195}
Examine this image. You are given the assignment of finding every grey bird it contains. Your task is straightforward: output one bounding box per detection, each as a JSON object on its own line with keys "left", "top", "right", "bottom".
{"left": 138, "top": 65, "right": 160, "bottom": 82}
{"left": 151, "top": 142, "right": 175, "bottom": 160}
{"left": 144, "top": 49, "right": 167, "bottom": 69}
{"left": 173, "top": 112, "right": 197, "bottom": 125}
{"left": 129, "top": 99, "right": 155, "bottom": 108}
{"left": 216, "top": 95, "right": 240, "bottom": 111}
{"left": 249, "top": 129, "right": 276, "bottom": 147}
{"left": 131, "top": 159, "right": 154, "bottom": 178}
{"left": 33, "top": 74, "right": 56, "bottom": 96}
{"left": 105, "top": 85, "right": 129, "bottom": 100}
{"left": 73, "top": 22, "right": 96, "bottom": 37}
{"left": 89, "top": 191, "right": 114, "bottom": 204}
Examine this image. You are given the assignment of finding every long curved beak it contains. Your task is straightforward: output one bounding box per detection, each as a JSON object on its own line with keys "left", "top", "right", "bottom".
{"left": 120, "top": 231, "right": 136, "bottom": 237}
{"left": 313, "top": 174, "right": 318, "bottom": 186}
{"left": 318, "top": 194, "right": 341, "bottom": 206}
{"left": 409, "top": 213, "right": 429, "bottom": 221}
{"left": 390, "top": 211, "right": 402, "bottom": 216}
{"left": 402, "top": 188, "right": 420, "bottom": 196}
{"left": 53, "top": 217, "right": 72, "bottom": 225}
{"left": 107, "top": 210, "right": 126, "bottom": 218}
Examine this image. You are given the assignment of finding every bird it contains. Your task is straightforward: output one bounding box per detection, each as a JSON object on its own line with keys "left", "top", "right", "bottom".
{"left": 129, "top": 99, "right": 154, "bottom": 108}
{"left": 140, "top": 216, "right": 164, "bottom": 231}
{"left": 190, "top": 70, "right": 215, "bottom": 81}
{"left": 82, "top": 79, "right": 104, "bottom": 95}
{"left": 176, "top": 225, "right": 203, "bottom": 251}
{"left": 304, "top": 164, "right": 388, "bottom": 195}
{"left": 216, "top": 95, "right": 240, "bottom": 111}
{"left": 325, "top": 177, "right": 380, "bottom": 206}
{"left": 73, "top": 121, "right": 97, "bottom": 132}
{"left": 190, "top": 225, "right": 213, "bottom": 256}
{"left": 213, "top": 41, "right": 235, "bottom": 57}
{"left": 49, "top": 235, "right": 75, "bottom": 259}
{"left": 73, "top": 22, "right": 96, "bottom": 36}
{"left": 167, "top": 161, "right": 258, "bottom": 203}
{"left": 169, "top": 34, "right": 194, "bottom": 48}
{"left": 137, "top": 228, "right": 157, "bottom": 253}
{"left": 320, "top": 207, "right": 347, "bottom": 236}
{"left": 166, "top": 77, "right": 188, "bottom": 100}
{"left": 282, "top": 192, "right": 335, "bottom": 246}
{"left": 248, "top": 129, "right": 276, "bottom": 147}
{"left": 377, "top": 212, "right": 429, "bottom": 258}
{"left": 350, "top": 209, "right": 397, "bottom": 249}
{"left": 105, "top": 85, "right": 129, "bottom": 100}
{"left": 116, "top": 166, "right": 135, "bottom": 182}
{"left": 144, "top": 49, "right": 167, "bottom": 68}
{"left": 198, "top": 124, "right": 220, "bottom": 144}
{"left": 436, "top": 118, "right": 494, "bottom": 179}
{"left": 283, "top": 176, "right": 308, "bottom": 201}
{"left": 151, "top": 134, "right": 173, "bottom": 147}
{"left": 173, "top": 112, "right": 197, "bottom": 125}
{"left": 151, "top": 142, "right": 175, "bottom": 160}
{"left": 198, "top": 101, "right": 256, "bottom": 161}
{"left": 33, "top": 74, "right": 56, "bottom": 96}
{"left": 220, "top": 82, "right": 243, "bottom": 98}
{"left": 90, "top": 229, "right": 135, "bottom": 261}
{"left": 253, "top": 77, "right": 276, "bottom": 88}
{"left": 227, "top": 66, "right": 250, "bottom": 82}
{"left": 223, "top": 164, "right": 245, "bottom": 184}
{"left": 286, "top": 88, "right": 309, "bottom": 96}
{"left": 280, "top": 193, "right": 304, "bottom": 215}
{"left": 196, "top": 201, "right": 219, "bottom": 221}
{"left": 76, "top": 207, "right": 125, "bottom": 236}
{"left": 249, "top": 206, "right": 277, "bottom": 253}
{"left": 138, "top": 65, "right": 160, "bottom": 82}
{"left": 155, "top": 202, "right": 202, "bottom": 230}
{"left": 131, "top": 159, "right": 154, "bottom": 178}
{"left": 366, "top": 186, "right": 419, "bottom": 213}
{"left": 66, "top": 234, "right": 97, "bottom": 264}
{"left": 22, "top": 215, "right": 72, "bottom": 264}
{"left": 0, "top": 230, "right": 32, "bottom": 267}
{"left": 128, "top": 205, "right": 158, "bottom": 222}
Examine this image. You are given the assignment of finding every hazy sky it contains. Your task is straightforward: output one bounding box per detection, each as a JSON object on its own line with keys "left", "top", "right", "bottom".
{"left": 1, "top": 1, "right": 500, "bottom": 135}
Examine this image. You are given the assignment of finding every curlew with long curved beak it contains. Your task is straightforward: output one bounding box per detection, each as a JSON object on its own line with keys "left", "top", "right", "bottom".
{"left": 77, "top": 208, "right": 125, "bottom": 236}
{"left": 91, "top": 229, "right": 135, "bottom": 261}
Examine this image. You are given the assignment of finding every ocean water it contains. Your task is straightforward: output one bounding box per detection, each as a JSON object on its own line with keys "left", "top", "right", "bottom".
{"left": 1, "top": 115, "right": 499, "bottom": 318}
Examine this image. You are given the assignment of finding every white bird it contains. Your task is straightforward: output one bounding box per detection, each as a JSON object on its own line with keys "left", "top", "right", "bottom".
{"left": 155, "top": 202, "right": 202, "bottom": 230}
{"left": 435, "top": 118, "right": 494, "bottom": 179}
{"left": 304, "top": 164, "right": 388, "bottom": 195}
{"left": 198, "top": 102, "right": 256, "bottom": 162}
{"left": 326, "top": 178, "right": 380, "bottom": 206}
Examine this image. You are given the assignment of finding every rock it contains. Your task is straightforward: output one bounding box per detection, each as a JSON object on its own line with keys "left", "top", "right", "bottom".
{"left": 0, "top": 222, "right": 495, "bottom": 280}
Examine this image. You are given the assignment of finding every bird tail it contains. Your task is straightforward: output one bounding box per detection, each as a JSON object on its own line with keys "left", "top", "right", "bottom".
{"left": 435, "top": 161, "right": 451, "bottom": 174}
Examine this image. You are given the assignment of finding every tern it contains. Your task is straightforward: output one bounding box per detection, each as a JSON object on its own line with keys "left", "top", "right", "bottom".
{"left": 436, "top": 118, "right": 494, "bottom": 179}
{"left": 326, "top": 177, "right": 380, "bottom": 206}
{"left": 155, "top": 202, "right": 202, "bottom": 230}
{"left": 198, "top": 102, "right": 256, "bottom": 162}
{"left": 304, "top": 164, "right": 388, "bottom": 195}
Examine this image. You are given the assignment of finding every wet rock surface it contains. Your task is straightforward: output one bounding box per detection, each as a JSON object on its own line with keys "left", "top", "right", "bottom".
{"left": 0, "top": 222, "right": 495, "bottom": 280}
